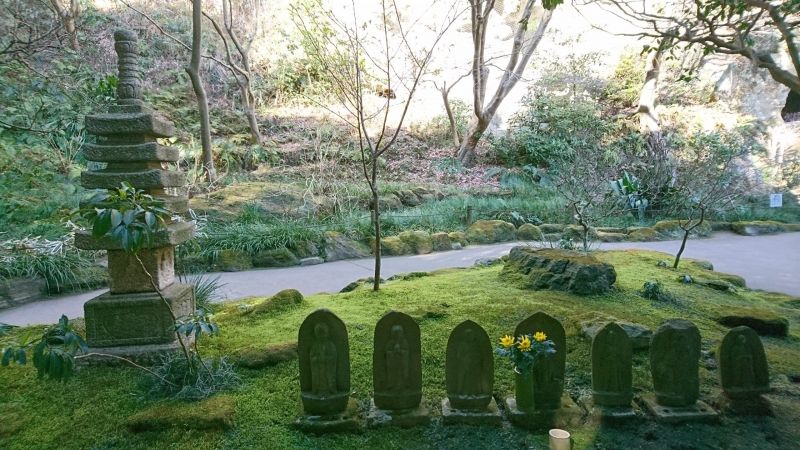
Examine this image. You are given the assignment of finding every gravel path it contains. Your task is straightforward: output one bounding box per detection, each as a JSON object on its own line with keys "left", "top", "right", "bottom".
{"left": 1, "top": 232, "right": 797, "bottom": 326}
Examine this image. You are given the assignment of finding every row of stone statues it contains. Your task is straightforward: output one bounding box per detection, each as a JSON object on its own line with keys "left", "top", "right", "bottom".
{"left": 295, "top": 309, "right": 770, "bottom": 431}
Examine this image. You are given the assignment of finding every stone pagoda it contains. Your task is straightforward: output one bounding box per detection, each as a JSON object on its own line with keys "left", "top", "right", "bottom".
{"left": 75, "top": 29, "right": 195, "bottom": 358}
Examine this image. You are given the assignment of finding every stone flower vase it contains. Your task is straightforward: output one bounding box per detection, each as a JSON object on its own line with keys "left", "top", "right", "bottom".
{"left": 514, "top": 367, "right": 535, "bottom": 411}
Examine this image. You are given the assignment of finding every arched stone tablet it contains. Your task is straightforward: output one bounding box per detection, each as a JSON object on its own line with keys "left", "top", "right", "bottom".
{"left": 373, "top": 311, "right": 422, "bottom": 410}
{"left": 446, "top": 320, "right": 493, "bottom": 410}
{"left": 650, "top": 319, "right": 700, "bottom": 407}
{"left": 514, "top": 312, "right": 566, "bottom": 410}
{"left": 592, "top": 322, "right": 633, "bottom": 407}
{"left": 719, "top": 326, "right": 769, "bottom": 399}
{"left": 298, "top": 309, "right": 350, "bottom": 415}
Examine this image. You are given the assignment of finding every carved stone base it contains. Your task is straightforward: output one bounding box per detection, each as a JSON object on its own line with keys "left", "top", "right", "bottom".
{"left": 587, "top": 400, "right": 638, "bottom": 424}
{"left": 640, "top": 395, "right": 719, "bottom": 423}
{"left": 504, "top": 394, "right": 584, "bottom": 430}
{"left": 367, "top": 398, "right": 430, "bottom": 428}
{"left": 78, "top": 339, "right": 190, "bottom": 366}
{"left": 294, "top": 397, "right": 362, "bottom": 434}
{"left": 84, "top": 283, "right": 194, "bottom": 349}
{"left": 712, "top": 393, "right": 773, "bottom": 416}
{"left": 441, "top": 398, "right": 502, "bottom": 426}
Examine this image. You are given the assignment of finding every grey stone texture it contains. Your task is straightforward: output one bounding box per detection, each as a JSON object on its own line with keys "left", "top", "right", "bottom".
{"left": 719, "top": 326, "right": 770, "bottom": 398}
{"left": 445, "top": 320, "right": 493, "bottom": 411}
{"left": 504, "top": 394, "right": 584, "bottom": 430}
{"left": 298, "top": 309, "right": 351, "bottom": 416}
{"left": 294, "top": 397, "right": 361, "bottom": 433}
{"left": 581, "top": 318, "right": 652, "bottom": 351}
{"left": 466, "top": 220, "right": 517, "bottom": 244}
{"left": 373, "top": 311, "right": 423, "bottom": 411}
{"left": 591, "top": 322, "right": 633, "bottom": 408}
{"left": 650, "top": 319, "right": 701, "bottom": 407}
{"left": 503, "top": 247, "right": 617, "bottom": 295}
{"left": 77, "top": 29, "right": 195, "bottom": 355}
{"left": 323, "top": 231, "right": 371, "bottom": 261}
{"left": 441, "top": 398, "right": 502, "bottom": 426}
{"left": 514, "top": 312, "right": 566, "bottom": 411}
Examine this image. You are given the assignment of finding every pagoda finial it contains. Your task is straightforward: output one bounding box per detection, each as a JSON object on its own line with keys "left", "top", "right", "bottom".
{"left": 113, "top": 29, "right": 143, "bottom": 103}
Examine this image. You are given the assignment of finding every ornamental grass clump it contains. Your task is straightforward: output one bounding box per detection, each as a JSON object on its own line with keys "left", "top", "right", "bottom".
{"left": 495, "top": 331, "right": 556, "bottom": 373}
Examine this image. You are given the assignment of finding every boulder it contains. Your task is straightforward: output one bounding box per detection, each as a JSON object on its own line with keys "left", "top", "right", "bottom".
{"left": 430, "top": 232, "right": 452, "bottom": 252}
{"left": 448, "top": 231, "right": 468, "bottom": 247}
{"left": 502, "top": 247, "right": 617, "bottom": 295}
{"left": 323, "top": 231, "right": 370, "bottom": 261}
{"left": 730, "top": 221, "right": 786, "bottom": 236}
{"left": 561, "top": 225, "right": 599, "bottom": 242}
{"left": 539, "top": 223, "right": 565, "bottom": 233}
{"left": 398, "top": 230, "right": 433, "bottom": 254}
{"left": 596, "top": 231, "right": 626, "bottom": 242}
{"left": 396, "top": 189, "right": 421, "bottom": 206}
{"left": 690, "top": 260, "right": 714, "bottom": 271}
{"left": 627, "top": 227, "right": 658, "bottom": 242}
{"left": 215, "top": 249, "right": 253, "bottom": 272}
{"left": 595, "top": 227, "right": 626, "bottom": 234}
{"left": 581, "top": 318, "right": 653, "bottom": 351}
{"left": 695, "top": 278, "right": 737, "bottom": 292}
{"left": 381, "top": 236, "right": 411, "bottom": 255}
{"left": 379, "top": 194, "right": 403, "bottom": 210}
{"left": 709, "top": 221, "right": 732, "bottom": 231}
{"left": 0, "top": 277, "right": 47, "bottom": 309}
{"left": 299, "top": 257, "right": 324, "bottom": 266}
{"left": 290, "top": 240, "right": 319, "bottom": 258}
{"left": 466, "top": 220, "right": 516, "bottom": 244}
{"left": 652, "top": 220, "right": 712, "bottom": 239}
{"left": 233, "top": 341, "right": 298, "bottom": 368}
{"left": 716, "top": 309, "right": 789, "bottom": 337}
{"left": 252, "top": 247, "right": 299, "bottom": 268}
{"left": 517, "top": 223, "right": 544, "bottom": 241}
{"left": 250, "top": 289, "right": 304, "bottom": 315}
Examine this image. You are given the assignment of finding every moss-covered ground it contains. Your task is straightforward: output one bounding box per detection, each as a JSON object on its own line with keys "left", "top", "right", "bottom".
{"left": 2, "top": 250, "right": 799, "bottom": 449}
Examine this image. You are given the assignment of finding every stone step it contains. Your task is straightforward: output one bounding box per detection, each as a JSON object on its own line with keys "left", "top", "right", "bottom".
{"left": 84, "top": 142, "right": 179, "bottom": 163}
{"left": 85, "top": 111, "right": 175, "bottom": 137}
{"left": 81, "top": 168, "right": 185, "bottom": 190}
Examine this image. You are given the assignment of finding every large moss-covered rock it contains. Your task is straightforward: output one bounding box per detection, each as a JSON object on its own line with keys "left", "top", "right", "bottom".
{"left": 323, "top": 231, "right": 370, "bottom": 261}
{"left": 380, "top": 194, "right": 404, "bottom": 210}
{"left": 539, "top": 223, "right": 565, "bottom": 233}
{"left": 448, "top": 231, "right": 468, "bottom": 247}
{"left": 561, "top": 225, "right": 599, "bottom": 242}
{"left": 502, "top": 247, "right": 617, "bottom": 295}
{"left": 127, "top": 396, "right": 235, "bottom": 432}
{"left": 716, "top": 309, "right": 789, "bottom": 337}
{"left": 233, "top": 341, "right": 298, "bottom": 368}
{"left": 430, "top": 232, "right": 452, "bottom": 251}
{"left": 396, "top": 189, "right": 421, "bottom": 206}
{"left": 466, "top": 220, "right": 516, "bottom": 244}
{"left": 596, "top": 231, "right": 626, "bottom": 242}
{"left": 730, "top": 221, "right": 787, "bottom": 236}
{"left": 250, "top": 289, "right": 304, "bottom": 315}
{"left": 627, "top": 227, "right": 658, "bottom": 242}
{"left": 398, "top": 230, "right": 433, "bottom": 254}
{"left": 252, "top": 247, "right": 299, "bottom": 268}
{"left": 653, "top": 220, "right": 712, "bottom": 239}
{"left": 380, "top": 236, "right": 411, "bottom": 255}
{"left": 215, "top": 249, "right": 253, "bottom": 272}
{"left": 517, "top": 223, "right": 544, "bottom": 241}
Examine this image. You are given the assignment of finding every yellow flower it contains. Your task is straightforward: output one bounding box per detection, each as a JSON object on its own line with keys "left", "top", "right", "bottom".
{"left": 500, "top": 335, "right": 515, "bottom": 348}
{"left": 517, "top": 335, "right": 532, "bottom": 352}
{"left": 533, "top": 331, "right": 547, "bottom": 343}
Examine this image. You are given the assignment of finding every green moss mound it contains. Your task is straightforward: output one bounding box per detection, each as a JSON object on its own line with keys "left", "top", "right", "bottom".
{"left": 233, "top": 341, "right": 297, "bottom": 369}
{"left": 397, "top": 230, "right": 433, "bottom": 254}
{"left": 731, "top": 220, "right": 787, "bottom": 236}
{"left": 2, "top": 249, "right": 800, "bottom": 450}
{"left": 252, "top": 247, "right": 299, "bottom": 268}
{"left": 126, "top": 396, "right": 235, "bottom": 432}
{"left": 502, "top": 247, "right": 617, "bottom": 295}
{"left": 652, "top": 220, "right": 712, "bottom": 239}
{"left": 516, "top": 223, "right": 544, "bottom": 241}
{"left": 627, "top": 227, "right": 658, "bottom": 241}
{"left": 716, "top": 308, "right": 789, "bottom": 337}
{"left": 465, "top": 220, "right": 516, "bottom": 244}
{"left": 250, "top": 289, "right": 304, "bottom": 315}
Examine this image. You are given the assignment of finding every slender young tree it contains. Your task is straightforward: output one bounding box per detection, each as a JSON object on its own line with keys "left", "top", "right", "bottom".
{"left": 49, "top": 0, "right": 80, "bottom": 51}
{"left": 187, "top": 0, "right": 216, "bottom": 182}
{"left": 293, "top": 0, "right": 460, "bottom": 290}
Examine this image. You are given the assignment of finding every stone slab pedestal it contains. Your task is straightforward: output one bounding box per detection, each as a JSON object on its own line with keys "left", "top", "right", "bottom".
{"left": 712, "top": 393, "right": 773, "bottom": 416}
{"left": 640, "top": 395, "right": 719, "bottom": 423}
{"left": 587, "top": 401, "right": 638, "bottom": 424}
{"left": 504, "top": 394, "right": 584, "bottom": 430}
{"left": 294, "top": 397, "right": 362, "bottom": 434}
{"left": 441, "top": 398, "right": 502, "bottom": 426}
{"left": 367, "top": 398, "right": 430, "bottom": 428}
{"left": 83, "top": 282, "right": 194, "bottom": 361}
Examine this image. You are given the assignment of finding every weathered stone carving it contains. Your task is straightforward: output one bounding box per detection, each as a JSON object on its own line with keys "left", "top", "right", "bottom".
{"left": 298, "top": 309, "right": 350, "bottom": 415}
{"left": 77, "top": 29, "right": 193, "bottom": 358}
{"left": 717, "top": 326, "right": 771, "bottom": 415}
{"left": 592, "top": 322, "right": 633, "bottom": 407}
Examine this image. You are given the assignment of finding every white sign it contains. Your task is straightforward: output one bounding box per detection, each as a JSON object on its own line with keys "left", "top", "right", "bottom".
{"left": 769, "top": 193, "right": 783, "bottom": 208}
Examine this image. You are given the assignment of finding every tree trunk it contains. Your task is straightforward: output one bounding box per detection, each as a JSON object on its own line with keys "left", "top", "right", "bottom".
{"left": 51, "top": 0, "right": 80, "bottom": 51}
{"left": 187, "top": 0, "right": 216, "bottom": 182}
{"left": 371, "top": 179, "right": 382, "bottom": 291}
{"left": 456, "top": 116, "right": 489, "bottom": 166}
{"left": 673, "top": 229, "right": 690, "bottom": 269}
{"left": 242, "top": 83, "right": 261, "bottom": 145}
{"left": 440, "top": 85, "right": 460, "bottom": 149}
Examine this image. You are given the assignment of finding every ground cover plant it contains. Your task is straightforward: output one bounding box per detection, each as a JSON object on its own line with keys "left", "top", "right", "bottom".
{"left": 2, "top": 249, "right": 799, "bottom": 449}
